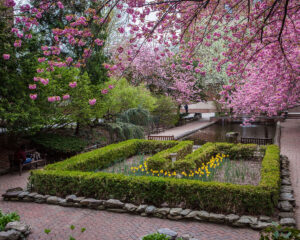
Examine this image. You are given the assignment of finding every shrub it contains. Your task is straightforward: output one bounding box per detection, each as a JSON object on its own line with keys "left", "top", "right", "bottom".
{"left": 45, "top": 139, "right": 180, "bottom": 172}
{"left": 31, "top": 133, "right": 87, "bottom": 157}
{"left": 30, "top": 142, "right": 280, "bottom": 215}
{"left": 0, "top": 209, "right": 20, "bottom": 231}
{"left": 260, "top": 222, "right": 300, "bottom": 240}
{"left": 143, "top": 233, "right": 171, "bottom": 240}
{"left": 183, "top": 142, "right": 257, "bottom": 169}
{"left": 147, "top": 141, "right": 193, "bottom": 170}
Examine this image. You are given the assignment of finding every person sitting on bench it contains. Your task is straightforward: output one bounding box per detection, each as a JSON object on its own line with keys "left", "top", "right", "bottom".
{"left": 16, "top": 144, "right": 32, "bottom": 164}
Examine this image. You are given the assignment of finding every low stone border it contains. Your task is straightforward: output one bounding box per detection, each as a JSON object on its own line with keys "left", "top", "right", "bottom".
{"left": 2, "top": 156, "right": 296, "bottom": 231}
{"left": 277, "top": 155, "right": 296, "bottom": 227}
{"left": 0, "top": 221, "right": 31, "bottom": 240}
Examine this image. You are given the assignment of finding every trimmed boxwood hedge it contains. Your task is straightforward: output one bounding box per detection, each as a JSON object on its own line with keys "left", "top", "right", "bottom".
{"left": 30, "top": 140, "right": 281, "bottom": 215}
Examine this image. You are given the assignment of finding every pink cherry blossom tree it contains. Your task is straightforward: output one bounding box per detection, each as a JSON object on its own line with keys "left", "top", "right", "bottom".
{"left": 2, "top": 0, "right": 299, "bottom": 117}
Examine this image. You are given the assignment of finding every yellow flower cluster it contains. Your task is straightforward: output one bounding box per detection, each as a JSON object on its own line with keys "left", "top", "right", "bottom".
{"left": 131, "top": 153, "right": 228, "bottom": 179}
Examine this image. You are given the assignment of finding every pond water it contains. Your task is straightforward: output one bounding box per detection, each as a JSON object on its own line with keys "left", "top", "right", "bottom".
{"left": 183, "top": 122, "right": 276, "bottom": 145}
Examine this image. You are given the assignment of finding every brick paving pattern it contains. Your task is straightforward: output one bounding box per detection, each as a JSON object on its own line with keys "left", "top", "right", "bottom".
{"left": 280, "top": 119, "right": 300, "bottom": 229}
{"left": 0, "top": 172, "right": 259, "bottom": 240}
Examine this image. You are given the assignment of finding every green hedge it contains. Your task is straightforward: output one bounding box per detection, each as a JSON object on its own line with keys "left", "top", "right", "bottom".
{"left": 30, "top": 141, "right": 281, "bottom": 215}
{"left": 176, "top": 142, "right": 257, "bottom": 170}
{"left": 45, "top": 139, "right": 180, "bottom": 172}
{"left": 147, "top": 141, "right": 193, "bottom": 170}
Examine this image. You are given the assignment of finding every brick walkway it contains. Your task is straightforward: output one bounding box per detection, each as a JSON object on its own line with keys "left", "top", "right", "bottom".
{"left": 280, "top": 119, "right": 300, "bottom": 228}
{"left": 150, "top": 120, "right": 216, "bottom": 140}
{"left": 0, "top": 172, "right": 259, "bottom": 240}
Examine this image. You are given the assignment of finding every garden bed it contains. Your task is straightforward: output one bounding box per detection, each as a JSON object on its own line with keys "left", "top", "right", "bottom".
{"left": 29, "top": 140, "right": 280, "bottom": 215}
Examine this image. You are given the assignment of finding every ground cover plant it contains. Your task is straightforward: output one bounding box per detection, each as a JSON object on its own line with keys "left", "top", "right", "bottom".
{"left": 30, "top": 140, "right": 280, "bottom": 215}
{"left": 0, "top": 209, "right": 20, "bottom": 231}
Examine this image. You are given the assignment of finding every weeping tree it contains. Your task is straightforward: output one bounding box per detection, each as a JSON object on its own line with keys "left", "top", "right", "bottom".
{"left": 106, "top": 107, "right": 153, "bottom": 142}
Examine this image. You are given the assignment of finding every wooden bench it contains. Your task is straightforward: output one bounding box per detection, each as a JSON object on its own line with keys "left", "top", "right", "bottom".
{"left": 9, "top": 149, "right": 47, "bottom": 176}
{"left": 147, "top": 135, "right": 175, "bottom": 141}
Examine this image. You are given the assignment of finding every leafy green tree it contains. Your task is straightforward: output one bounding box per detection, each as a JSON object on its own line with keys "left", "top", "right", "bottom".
{"left": 0, "top": 5, "right": 44, "bottom": 134}
{"left": 97, "top": 78, "right": 157, "bottom": 119}
{"left": 35, "top": 66, "right": 100, "bottom": 133}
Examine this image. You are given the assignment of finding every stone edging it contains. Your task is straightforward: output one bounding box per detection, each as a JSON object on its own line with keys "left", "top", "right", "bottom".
{"left": 0, "top": 221, "right": 31, "bottom": 240}
{"left": 277, "top": 155, "right": 296, "bottom": 226}
{"left": 2, "top": 156, "right": 296, "bottom": 231}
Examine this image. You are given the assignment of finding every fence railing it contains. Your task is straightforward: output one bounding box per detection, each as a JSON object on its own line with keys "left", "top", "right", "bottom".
{"left": 240, "top": 137, "right": 273, "bottom": 145}
{"left": 147, "top": 135, "right": 175, "bottom": 141}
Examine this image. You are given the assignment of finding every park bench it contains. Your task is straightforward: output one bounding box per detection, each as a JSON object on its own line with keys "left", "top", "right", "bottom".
{"left": 9, "top": 149, "right": 47, "bottom": 176}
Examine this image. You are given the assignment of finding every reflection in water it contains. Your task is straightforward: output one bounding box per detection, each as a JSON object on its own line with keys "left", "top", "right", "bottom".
{"left": 183, "top": 122, "right": 276, "bottom": 145}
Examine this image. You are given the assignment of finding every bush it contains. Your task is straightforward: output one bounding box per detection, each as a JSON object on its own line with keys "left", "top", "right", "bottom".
{"left": 143, "top": 233, "right": 171, "bottom": 240}
{"left": 260, "top": 223, "right": 300, "bottom": 240}
{"left": 147, "top": 141, "right": 193, "bottom": 170}
{"left": 0, "top": 209, "right": 20, "bottom": 231}
{"left": 45, "top": 139, "right": 179, "bottom": 172}
{"left": 31, "top": 133, "right": 87, "bottom": 157}
{"left": 183, "top": 142, "right": 257, "bottom": 169}
{"left": 30, "top": 142, "right": 280, "bottom": 215}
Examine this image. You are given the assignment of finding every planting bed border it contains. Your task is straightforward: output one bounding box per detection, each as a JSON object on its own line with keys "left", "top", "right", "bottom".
{"left": 28, "top": 140, "right": 281, "bottom": 215}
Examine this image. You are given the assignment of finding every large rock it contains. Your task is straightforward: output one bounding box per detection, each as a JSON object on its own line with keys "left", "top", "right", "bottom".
{"left": 233, "top": 216, "right": 257, "bottom": 227}
{"left": 46, "top": 196, "right": 62, "bottom": 204}
{"left": 281, "top": 170, "right": 290, "bottom": 177}
{"left": 250, "top": 221, "right": 273, "bottom": 230}
{"left": 124, "top": 203, "right": 138, "bottom": 212}
{"left": 0, "top": 230, "right": 20, "bottom": 240}
{"left": 282, "top": 178, "right": 291, "bottom": 185}
{"left": 278, "top": 201, "right": 293, "bottom": 211}
{"left": 197, "top": 211, "right": 210, "bottom": 220}
{"left": 34, "top": 194, "right": 47, "bottom": 203}
{"left": 280, "top": 218, "right": 296, "bottom": 227}
{"left": 208, "top": 213, "right": 225, "bottom": 223}
{"left": 145, "top": 206, "right": 156, "bottom": 215}
{"left": 136, "top": 205, "right": 148, "bottom": 213}
{"left": 104, "top": 199, "right": 124, "bottom": 208}
{"left": 225, "top": 214, "right": 240, "bottom": 223}
{"left": 180, "top": 209, "right": 192, "bottom": 216}
{"left": 66, "top": 195, "right": 77, "bottom": 202}
{"left": 5, "top": 221, "right": 30, "bottom": 233}
{"left": 281, "top": 186, "right": 293, "bottom": 193}
{"left": 280, "top": 193, "right": 295, "bottom": 202}
{"left": 154, "top": 208, "right": 170, "bottom": 218}
{"left": 27, "top": 192, "right": 38, "bottom": 198}
{"left": 80, "top": 199, "right": 103, "bottom": 208}
{"left": 259, "top": 216, "right": 272, "bottom": 223}
{"left": 17, "top": 191, "right": 29, "bottom": 199}
{"left": 2, "top": 191, "right": 23, "bottom": 199}
{"left": 169, "top": 208, "right": 182, "bottom": 216}
{"left": 185, "top": 210, "right": 209, "bottom": 221}
{"left": 279, "top": 212, "right": 294, "bottom": 218}
{"left": 73, "top": 197, "right": 85, "bottom": 203}
{"left": 158, "top": 228, "right": 177, "bottom": 240}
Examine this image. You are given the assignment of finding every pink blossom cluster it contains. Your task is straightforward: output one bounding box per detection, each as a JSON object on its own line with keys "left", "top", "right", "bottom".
{"left": 48, "top": 96, "right": 61, "bottom": 102}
